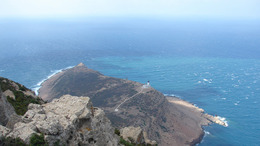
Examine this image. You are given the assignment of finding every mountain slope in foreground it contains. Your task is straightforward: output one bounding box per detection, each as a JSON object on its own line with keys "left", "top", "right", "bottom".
{"left": 39, "top": 63, "right": 226, "bottom": 146}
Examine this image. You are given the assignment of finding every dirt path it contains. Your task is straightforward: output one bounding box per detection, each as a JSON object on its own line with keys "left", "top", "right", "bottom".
{"left": 114, "top": 85, "right": 149, "bottom": 112}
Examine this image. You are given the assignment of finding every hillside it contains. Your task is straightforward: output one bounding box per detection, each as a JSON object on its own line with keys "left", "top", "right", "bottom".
{"left": 0, "top": 77, "right": 155, "bottom": 146}
{"left": 38, "top": 63, "right": 223, "bottom": 145}
{"left": 0, "top": 77, "right": 44, "bottom": 127}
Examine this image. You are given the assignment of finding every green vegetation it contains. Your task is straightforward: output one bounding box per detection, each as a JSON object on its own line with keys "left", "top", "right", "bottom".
{"left": 7, "top": 92, "right": 41, "bottom": 115}
{"left": 114, "top": 128, "right": 120, "bottom": 136}
{"left": 0, "top": 77, "right": 16, "bottom": 92}
{"left": 0, "top": 137, "right": 27, "bottom": 146}
{"left": 0, "top": 77, "right": 42, "bottom": 115}
{"left": 119, "top": 137, "right": 134, "bottom": 146}
{"left": 29, "top": 133, "right": 47, "bottom": 146}
{"left": 0, "top": 133, "right": 48, "bottom": 146}
{"left": 19, "top": 85, "right": 27, "bottom": 91}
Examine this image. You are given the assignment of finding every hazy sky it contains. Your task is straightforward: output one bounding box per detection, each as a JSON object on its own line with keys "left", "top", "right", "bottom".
{"left": 0, "top": 0, "right": 259, "bottom": 19}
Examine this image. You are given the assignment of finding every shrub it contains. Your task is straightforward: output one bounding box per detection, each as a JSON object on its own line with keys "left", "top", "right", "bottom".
{"left": 119, "top": 137, "right": 134, "bottom": 146}
{"left": 7, "top": 91, "right": 41, "bottom": 115}
{"left": 0, "top": 137, "right": 26, "bottom": 146}
{"left": 29, "top": 133, "right": 47, "bottom": 146}
{"left": 114, "top": 128, "right": 120, "bottom": 136}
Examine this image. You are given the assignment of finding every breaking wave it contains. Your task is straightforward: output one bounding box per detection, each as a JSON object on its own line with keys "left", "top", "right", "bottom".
{"left": 32, "top": 66, "right": 74, "bottom": 95}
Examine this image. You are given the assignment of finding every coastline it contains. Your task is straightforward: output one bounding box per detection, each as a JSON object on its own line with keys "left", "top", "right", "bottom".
{"left": 36, "top": 64, "right": 228, "bottom": 145}
{"left": 166, "top": 96, "right": 228, "bottom": 145}
{"left": 32, "top": 66, "right": 73, "bottom": 95}
{"left": 166, "top": 96, "right": 228, "bottom": 127}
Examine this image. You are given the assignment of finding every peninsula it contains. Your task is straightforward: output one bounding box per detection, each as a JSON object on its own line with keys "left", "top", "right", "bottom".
{"left": 38, "top": 63, "right": 226, "bottom": 145}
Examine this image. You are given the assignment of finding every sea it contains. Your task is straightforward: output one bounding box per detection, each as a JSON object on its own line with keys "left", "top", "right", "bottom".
{"left": 0, "top": 17, "right": 259, "bottom": 145}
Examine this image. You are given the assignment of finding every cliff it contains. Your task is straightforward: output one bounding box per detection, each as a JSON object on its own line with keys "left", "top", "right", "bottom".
{"left": 38, "top": 63, "right": 225, "bottom": 145}
{"left": 0, "top": 77, "right": 45, "bottom": 129}
{"left": 1, "top": 95, "right": 119, "bottom": 145}
{"left": 0, "top": 85, "right": 16, "bottom": 127}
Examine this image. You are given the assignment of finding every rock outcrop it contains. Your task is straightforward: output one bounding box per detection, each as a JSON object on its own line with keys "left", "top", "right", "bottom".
{"left": 120, "top": 126, "right": 143, "bottom": 144}
{"left": 120, "top": 126, "right": 157, "bottom": 145}
{"left": 3, "top": 95, "right": 119, "bottom": 145}
{"left": 0, "top": 84, "right": 16, "bottom": 126}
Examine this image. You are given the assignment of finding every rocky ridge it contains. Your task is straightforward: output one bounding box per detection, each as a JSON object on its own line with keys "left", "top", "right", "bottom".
{"left": 0, "top": 77, "right": 156, "bottom": 146}
{"left": 1, "top": 95, "right": 119, "bottom": 145}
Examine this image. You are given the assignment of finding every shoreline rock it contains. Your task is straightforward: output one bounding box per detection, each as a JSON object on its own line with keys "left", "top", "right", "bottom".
{"left": 166, "top": 96, "right": 228, "bottom": 127}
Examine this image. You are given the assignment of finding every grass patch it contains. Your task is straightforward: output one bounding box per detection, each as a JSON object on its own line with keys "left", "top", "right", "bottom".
{"left": 119, "top": 137, "right": 134, "bottom": 146}
{"left": 114, "top": 128, "right": 120, "bottom": 136}
{"left": 7, "top": 91, "right": 41, "bottom": 115}
{"left": 30, "top": 133, "right": 47, "bottom": 146}
{"left": 0, "top": 137, "right": 27, "bottom": 146}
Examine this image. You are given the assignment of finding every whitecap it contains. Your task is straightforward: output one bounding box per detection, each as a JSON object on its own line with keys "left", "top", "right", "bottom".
{"left": 33, "top": 66, "right": 74, "bottom": 95}
{"left": 197, "top": 81, "right": 202, "bottom": 84}
{"left": 203, "top": 79, "right": 209, "bottom": 82}
{"left": 221, "top": 98, "right": 226, "bottom": 100}
{"left": 216, "top": 116, "right": 229, "bottom": 127}
{"left": 234, "top": 101, "right": 240, "bottom": 106}
{"left": 233, "top": 84, "right": 239, "bottom": 87}
{"left": 204, "top": 130, "right": 210, "bottom": 135}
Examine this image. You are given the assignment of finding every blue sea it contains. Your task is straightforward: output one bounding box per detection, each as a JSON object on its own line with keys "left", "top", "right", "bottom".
{"left": 0, "top": 17, "right": 259, "bottom": 145}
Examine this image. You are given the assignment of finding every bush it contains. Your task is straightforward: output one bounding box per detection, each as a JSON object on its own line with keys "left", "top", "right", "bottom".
{"left": 119, "top": 137, "right": 134, "bottom": 146}
{"left": 7, "top": 91, "right": 41, "bottom": 115}
{"left": 29, "top": 133, "right": 47, "bottom": 146}
{"left": 114, "top": 128, "right": 120, "bottom": 136}
{"left": 0, "top": 137, "right": 26, "bottom": 146}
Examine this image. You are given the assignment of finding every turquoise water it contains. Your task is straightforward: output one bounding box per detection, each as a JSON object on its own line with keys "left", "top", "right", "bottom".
{"left": 0, "top": 18, "right": 259, "bottom": 145}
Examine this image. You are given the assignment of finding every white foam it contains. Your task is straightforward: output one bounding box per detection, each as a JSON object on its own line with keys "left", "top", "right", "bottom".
{"left": 216, "top": 116, "right": 229, "bottom": 127}
{"left": 234, "top": 101, "right": 240, "bottom": 106}
{"left": 32, "top": 66, "right": 74, "bottom": 95}
{"left": 203, "top": 78, "right": 212, "bottom": 83}
{"left": 203, "top": 79, "right": 209, "bottom": 82}
{"left": 204, "top": 130, "right": 210, "bottom": 135}
{"left": 221, "top": 98, "right": 226, "bottom": 100}
{"left": 233, "top": 84, "right": 239, "bottom": 87}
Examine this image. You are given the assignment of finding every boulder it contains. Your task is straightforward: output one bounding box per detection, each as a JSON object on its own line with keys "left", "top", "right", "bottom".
{"left": 5, "top": 95, "right": 119, "bottom": 145}
{"left": 0, "top": 125, "right": 10, "bottom": 139}
{"left": 120, "top": 126, "right": 143, "bottom": 144}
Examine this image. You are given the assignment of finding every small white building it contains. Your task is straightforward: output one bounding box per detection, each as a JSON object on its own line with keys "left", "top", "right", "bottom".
{"left": 142, "top": 81, "right": 151, "bottom": 88}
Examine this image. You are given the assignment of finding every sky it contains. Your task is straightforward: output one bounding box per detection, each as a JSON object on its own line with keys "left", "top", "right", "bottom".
{"left": 0, "top": 0, "right": 260, "bottom": 19}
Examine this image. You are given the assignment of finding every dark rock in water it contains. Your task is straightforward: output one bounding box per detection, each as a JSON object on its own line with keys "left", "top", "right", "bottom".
{"left": 38, "top": 63, "right": 218, "bottom": 146}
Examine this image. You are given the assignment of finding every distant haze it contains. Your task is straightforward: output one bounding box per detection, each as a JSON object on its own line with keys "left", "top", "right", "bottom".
{"left": 0, "top": 0, "right": 260, "bottom": 19}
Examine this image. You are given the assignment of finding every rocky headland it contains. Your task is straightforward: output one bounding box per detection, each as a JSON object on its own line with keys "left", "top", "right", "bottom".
{"left": 37, "top": 63, "right": 227, "bottom": 145}
{"left": 0, "top": 77, "right": 155, "bottom": 146}
{"left": 1, "top": 95, "right": 119, "bottom": 145}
